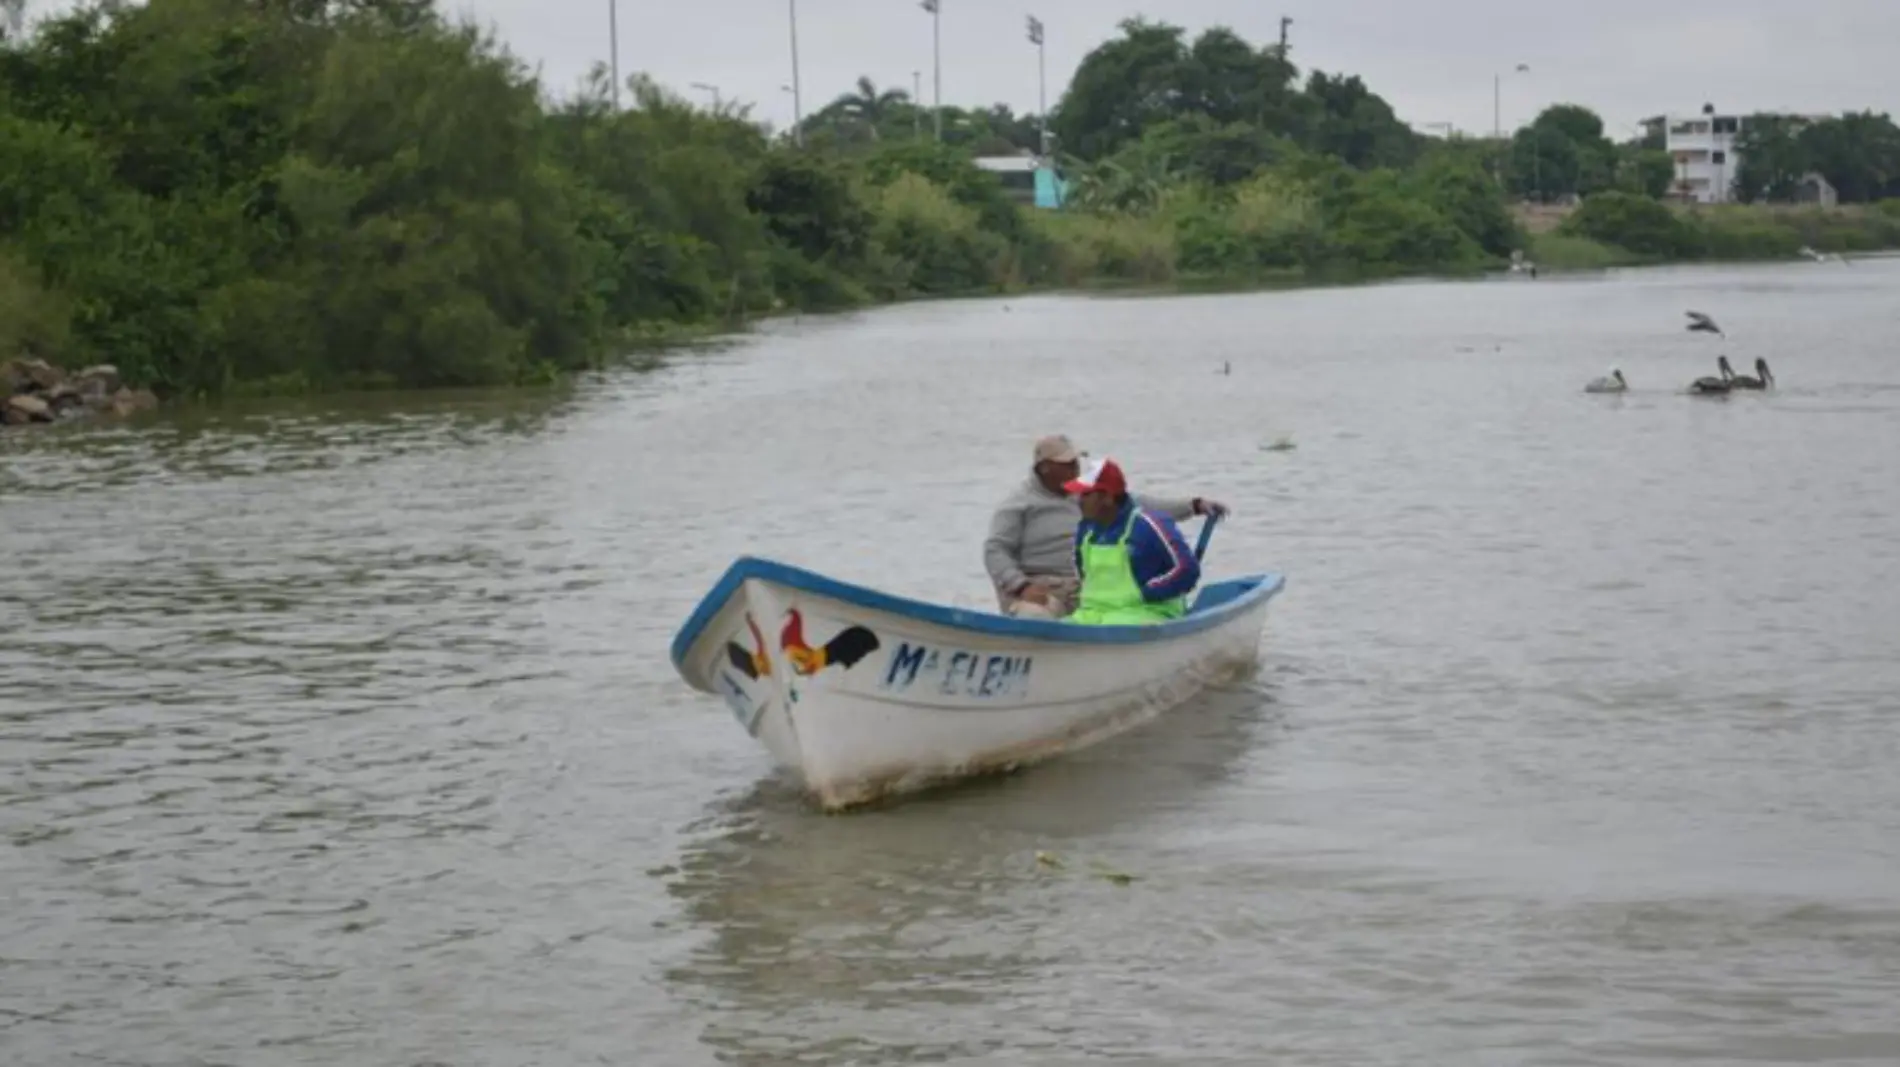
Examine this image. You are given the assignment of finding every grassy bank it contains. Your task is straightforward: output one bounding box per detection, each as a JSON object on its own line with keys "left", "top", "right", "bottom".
{"left": 1525, "top": 197, "right": 1900, "bottom": 271}
{"left": 1526, "top": 233, "right": 1645, "bottom": 270}
{"left": 1028, "top": 194, "right": 1900, "bottom": 290}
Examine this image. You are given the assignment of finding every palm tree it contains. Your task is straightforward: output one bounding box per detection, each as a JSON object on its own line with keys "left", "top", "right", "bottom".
{"left": 834, "top": 77, "right": 911, "bottom": 140}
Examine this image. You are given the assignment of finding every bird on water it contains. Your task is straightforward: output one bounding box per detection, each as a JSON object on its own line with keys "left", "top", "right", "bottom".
{"left": 1722, "top": 355, "right": 1775, "bottom": 390}
{"left": 1689, "top": 358, "right": 1733, "bottom": 395}
{"left": 1584, "top": 367, "right": 1628, "bottom": 393}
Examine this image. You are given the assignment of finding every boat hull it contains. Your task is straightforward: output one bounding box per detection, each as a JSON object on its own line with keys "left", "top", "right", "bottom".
{"left": 670, "top": 558, "right": 1286, "bottom": 811}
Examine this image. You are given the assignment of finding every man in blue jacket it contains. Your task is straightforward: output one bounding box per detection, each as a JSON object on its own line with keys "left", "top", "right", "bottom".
{"left": 1063, "top": 456, "right": 1202, "bottom": 625}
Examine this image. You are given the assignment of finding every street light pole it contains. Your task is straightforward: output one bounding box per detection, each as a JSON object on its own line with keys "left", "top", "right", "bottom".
{"left": 788, "top": 0, "right": 804, "bottom": 146}
{"left": 1522, "top": 65, "right": 1538, "bottom": 203}
{"left": 921, "top": 0, "right": 941, "bottom": 141}
{"left": 1027, "top": 15, "right": 1047, "bottom": 157}
{"left": 690, "top": 82, "right": 721, "bottom": 111}
{"left": 912, "top": 70, "right": 923, "bottom": 140}
{"left": 1494, "top": 63, "right": 1529, "bottom": 189}
{"left": 608, "top": 0, "right": 620, "bottom": 110}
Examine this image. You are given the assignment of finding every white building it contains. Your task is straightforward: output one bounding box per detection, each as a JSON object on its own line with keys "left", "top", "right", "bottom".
{"left": 1658, "top": 111, "right": 1745, "bottom": 204}
{"left": 1640, "top": 110, "right": 1833, "bottom": 204}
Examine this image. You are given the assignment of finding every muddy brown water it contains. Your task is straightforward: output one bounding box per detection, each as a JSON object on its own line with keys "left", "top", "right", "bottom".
{"left": 4, "top": 260, "right": 1899, "bottom": 1065}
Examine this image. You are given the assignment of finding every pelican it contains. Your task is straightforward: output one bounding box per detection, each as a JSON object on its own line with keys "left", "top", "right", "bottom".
{"left": 1685, "top": 310, "right": 1724, "bottom": 337}
{"left": 1725, "top": 356, "right": 1774, "bottom": 390}
{"left": 1584, "top": 367, "right": 1628, "bottom": 393}
{"left": 1689, "top": 358, "right": 1732, "bottom": 395}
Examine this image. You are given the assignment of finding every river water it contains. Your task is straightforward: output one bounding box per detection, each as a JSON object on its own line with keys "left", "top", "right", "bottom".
{"left": 4, "top": 260, "right": 1899, "bottom": 1066}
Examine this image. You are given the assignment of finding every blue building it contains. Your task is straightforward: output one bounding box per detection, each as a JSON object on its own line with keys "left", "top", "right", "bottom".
{"left": 973, "top": 154, "right": 1067, "bottom": 209}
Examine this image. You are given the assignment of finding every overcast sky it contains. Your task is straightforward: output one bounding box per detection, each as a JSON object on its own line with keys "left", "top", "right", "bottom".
{"left": 430, "top": 0, "right": 1899, "bottom": 140}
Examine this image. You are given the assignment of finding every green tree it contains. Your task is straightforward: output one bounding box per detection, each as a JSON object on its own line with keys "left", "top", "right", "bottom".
{"left": 1616, "top": 147, "right": 1675, "bottom": 198}
{"left": 1560, "top": 191, "right": 1701, "bottom": 258}
{"left": 838, "top": 77, "right": 908, "bottom": 133}
{"left": 1798, "top": 111, "right": 1900, "bottom": 202}
{"left": 871, "top": 172, "right": 1006, "bottom": 295}
{"left": 1733, "top": 114, "right": 1809, "bottom": 203}
{"left": 745, "top": 152, "right": 878, "bottom": 307}
{"left": 1111, "top": 114, "right": 1291, "bottom": 187}
{"left": 799, "top": 76, "right": 913, "bottom": 146}
{"left": 1303, "top": 72, "right": 1418, "bottom": 170}
{"left": 1734, "top": 111, "right": 1900, "bottom": 204}
{"left": 1049, "top": 18, "right": 1193, "bottom": 160}
{"left": 1536, "top": 104, "right": 1606, "bottom": 146}
{"left": 1509, "top": 104, "right": 1617, "bottom": 201}
{"left": 1063, "top": 153, "right": 1175, "bottom": 214}
{"left": 1179, "top": 26, "right": 1303, "bottom": 136}
{"left": 1324, "top": 168, "right": 1478, "bottom": 269}
{"left": 1407, "top": 151, "right": 1521, "bottom": 256}
{"left": 545, "top": 70, "right": 777, "bottom": 325}
{"left": 858, "top": 140, "right": 1024, "bottom": 241}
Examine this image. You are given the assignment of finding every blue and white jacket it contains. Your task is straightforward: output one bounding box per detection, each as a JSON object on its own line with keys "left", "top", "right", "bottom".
{"left": 1073, "top": 499, "right": 1202, "bottom": 603}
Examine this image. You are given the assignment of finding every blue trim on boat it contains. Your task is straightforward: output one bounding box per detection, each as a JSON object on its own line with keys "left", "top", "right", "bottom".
{"left": 668, "top": 556, "right": 1286, "bottom": 678}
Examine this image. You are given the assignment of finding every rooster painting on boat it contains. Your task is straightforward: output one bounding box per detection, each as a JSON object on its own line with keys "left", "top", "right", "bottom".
{"left": 669, "top": 522, "right": 1286, "bottom": 811}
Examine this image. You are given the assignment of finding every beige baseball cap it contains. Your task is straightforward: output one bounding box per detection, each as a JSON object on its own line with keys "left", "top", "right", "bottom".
{"left": 1032, "top": 434, "right": 1081, "bottom": 464}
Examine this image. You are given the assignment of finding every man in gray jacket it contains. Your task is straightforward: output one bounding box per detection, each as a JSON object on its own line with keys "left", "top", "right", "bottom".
{"left": 984, "top": 434, "right": 1229, "bottom": 618}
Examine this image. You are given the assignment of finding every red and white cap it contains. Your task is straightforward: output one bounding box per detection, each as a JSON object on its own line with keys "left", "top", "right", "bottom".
{"left": 1063, "top": 456, "right": 1127, "bottom": 496}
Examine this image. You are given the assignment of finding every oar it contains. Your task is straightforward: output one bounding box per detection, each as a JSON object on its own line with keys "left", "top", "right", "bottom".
{"left": 1193, "top": 512, "right": 1220, "bottom": 563}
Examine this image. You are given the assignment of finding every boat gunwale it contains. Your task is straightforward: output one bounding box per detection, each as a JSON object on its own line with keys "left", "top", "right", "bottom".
{"left": 668, "top": 555, "right": 1286, "bottom": 680}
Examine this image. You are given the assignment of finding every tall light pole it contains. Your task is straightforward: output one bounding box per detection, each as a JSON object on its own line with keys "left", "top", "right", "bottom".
{"left": 1026, "top": 15, "right": 1046, "bottom": 157}
{"left": 1493, "top": 62, "right": 1529, "bottom": 188}
{"left": 920, "top": 0, "right": 941, "bottom": 141}
{"left": 690, "top": 82, "right": 722, "bottom": 111}
{"left": 788, "top": 0, "right": 804, "bottom": 146}
{"left": 912, "top": 70, "right": 923, "bottom": 140}
{"left": 608, "top": 0, "right": 621, "bottom": 110}
{"left": 1522, "top": 65, "right": 1540, "bottom": 203}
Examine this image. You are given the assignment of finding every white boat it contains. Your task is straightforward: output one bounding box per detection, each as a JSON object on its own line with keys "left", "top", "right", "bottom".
{"left": 669, "top": 544, "right": 1287, "bottom": 812}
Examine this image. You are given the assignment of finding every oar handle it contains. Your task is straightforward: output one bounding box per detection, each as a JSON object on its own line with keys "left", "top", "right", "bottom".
{"left": 1193, "top": 512, "right": 1220, "bottom": 562}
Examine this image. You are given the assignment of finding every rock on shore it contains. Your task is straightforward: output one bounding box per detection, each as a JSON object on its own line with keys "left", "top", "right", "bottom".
{"left": 2, "top": 360, "right": 158, "bottom": 427}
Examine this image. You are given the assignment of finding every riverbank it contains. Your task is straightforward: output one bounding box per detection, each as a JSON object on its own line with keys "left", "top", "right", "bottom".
{"left": 8, "top": 214, "right": 1893, "bottom": 430}
{"left": 1522, "top": 198, "right": 1900, "bottom": 272}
